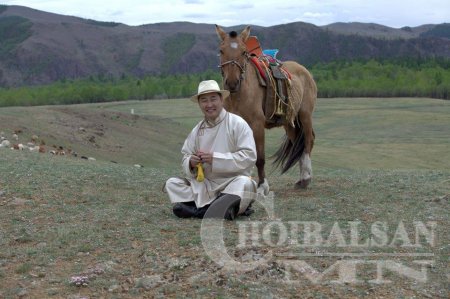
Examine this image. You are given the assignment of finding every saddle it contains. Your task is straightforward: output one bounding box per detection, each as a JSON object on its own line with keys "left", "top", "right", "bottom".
{"left": 246, "top": 36, "right": 291, "bottom": 126}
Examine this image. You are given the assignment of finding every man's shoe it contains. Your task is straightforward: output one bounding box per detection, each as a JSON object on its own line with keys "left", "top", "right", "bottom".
{"left": 172, "top": 202, "right": 198, "bottom": 218}
{"left": 204, "top": 194, "right": 241, "bottom": 220}
{"left": 194, "top": 205, "right": 209, "bottom": 219}
{"left": 242, "top": 204, "right": 255, "bottom": 216}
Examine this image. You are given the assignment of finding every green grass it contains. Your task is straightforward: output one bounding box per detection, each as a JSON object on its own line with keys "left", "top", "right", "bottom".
{"left": 310, "top": 97, "right": 450, "bottom": 171}
{"left": 96, "top": 97, "right": 450, "bottom": 171}
{"left": 0, "top": 97, "right": 448, "bottom": 298}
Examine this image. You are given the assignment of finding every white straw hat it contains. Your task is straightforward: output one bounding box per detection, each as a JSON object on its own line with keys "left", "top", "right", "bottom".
{"left": 190, "top": 80, "right": 230, "bottom": 102}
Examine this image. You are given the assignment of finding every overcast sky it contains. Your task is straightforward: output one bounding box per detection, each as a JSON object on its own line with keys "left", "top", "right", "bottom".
{"left": 1, "top": 0, "right": 449, "bottom": 28}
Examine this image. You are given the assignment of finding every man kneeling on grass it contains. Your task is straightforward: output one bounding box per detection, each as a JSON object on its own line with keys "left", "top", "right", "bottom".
{"left": 164, "top": 80, "right": 257, "bottom": 220}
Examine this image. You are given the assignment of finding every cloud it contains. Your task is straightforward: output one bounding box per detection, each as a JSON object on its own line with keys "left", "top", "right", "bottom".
{"left": 230, "top": 3, "right": 253, "bottom": 9}
{"left": 303, "top": 12, "right": 333, "bottom": 18}
{"left": 2, "top": 0, "right": 449, "bottom": 27}
{"left": 182, "top": 13, "right": 208, "bottom": 19}
{"left": 110, "top": 10, "right": 124, "bottom": 17}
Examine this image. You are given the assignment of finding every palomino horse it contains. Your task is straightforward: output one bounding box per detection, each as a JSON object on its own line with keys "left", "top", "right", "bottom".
{"left": 215, "top": 25, "right": 317, "bottom": 189}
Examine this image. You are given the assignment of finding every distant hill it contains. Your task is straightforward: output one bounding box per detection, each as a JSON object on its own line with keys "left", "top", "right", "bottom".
{"left": 323, "top": 22, "right": 436, "bottom": 39}
{"left": 0, "top": 5, "right": 449, "bottom": 87}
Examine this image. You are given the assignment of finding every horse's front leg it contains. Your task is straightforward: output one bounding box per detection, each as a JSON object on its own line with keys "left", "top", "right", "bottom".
{"left": 252, "top": 123, "right": 270, "bottom": 195}
{"left": 253, "top": 124, "right": 265, "bottom": 185}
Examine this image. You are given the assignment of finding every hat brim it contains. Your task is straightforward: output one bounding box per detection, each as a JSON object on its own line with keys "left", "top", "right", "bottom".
{"left": 190, "top": 89, "right": 230, "bottom": 103}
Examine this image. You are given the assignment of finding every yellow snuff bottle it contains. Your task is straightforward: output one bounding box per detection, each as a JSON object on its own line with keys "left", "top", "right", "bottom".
{"left": 196, "top": 163, "right": 204, "bottom": 182}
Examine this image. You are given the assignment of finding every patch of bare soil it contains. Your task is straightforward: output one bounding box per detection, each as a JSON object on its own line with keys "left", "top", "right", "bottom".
{"left": 0, "top": 105, "right": 185, "bottom": 166}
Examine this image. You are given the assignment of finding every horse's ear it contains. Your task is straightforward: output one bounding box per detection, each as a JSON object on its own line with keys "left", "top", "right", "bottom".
{"left": 215, "top": 24, "right": 227, "bottom": 41}
{"left": 240, "top": 26, "right": 251, "bottom": 42}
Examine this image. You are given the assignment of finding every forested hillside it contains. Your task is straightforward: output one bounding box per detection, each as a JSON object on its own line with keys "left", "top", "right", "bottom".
{"left": 0, "top": 5, "right": 449, "bottom": 89}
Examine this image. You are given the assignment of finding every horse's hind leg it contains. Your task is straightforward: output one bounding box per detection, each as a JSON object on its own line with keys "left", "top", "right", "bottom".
{"left": 296, "top": 109, "right": 315, "bottom": 189}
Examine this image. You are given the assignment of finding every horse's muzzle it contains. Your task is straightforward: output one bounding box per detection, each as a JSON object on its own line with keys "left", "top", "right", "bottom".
{"left": 225, "top": 81, "right": 241, "bottom": 93}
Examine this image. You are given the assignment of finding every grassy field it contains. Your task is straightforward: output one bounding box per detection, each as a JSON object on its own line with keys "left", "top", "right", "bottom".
{"left": 0, "top": 98, "right": 449, "bottom": 298}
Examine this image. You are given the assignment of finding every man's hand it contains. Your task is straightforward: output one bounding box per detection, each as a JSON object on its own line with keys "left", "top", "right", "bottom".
{"left": 190, "top": 151, "right": 213, "bottom": 168}
{"left": 197, "top": 151, "right": 213, "bottom": 164}
{"left": 190, "top": 154, "right": 201, "bottom": 168}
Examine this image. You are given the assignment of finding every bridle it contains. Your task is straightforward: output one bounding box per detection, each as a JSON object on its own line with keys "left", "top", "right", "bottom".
{"left": 218, "top": 51, "right": 250, "bottom": 91}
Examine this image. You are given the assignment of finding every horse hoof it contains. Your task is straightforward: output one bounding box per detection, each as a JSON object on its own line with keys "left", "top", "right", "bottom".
{"left": 295, "top": 178, "right": 311, "bottom": 189}
{"left": 257, "top": 179, "right": 270, "bottom": 196}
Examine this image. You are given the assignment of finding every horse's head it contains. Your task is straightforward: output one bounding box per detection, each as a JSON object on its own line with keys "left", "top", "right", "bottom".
{"left": 215, "top": 25, "right": 251, "bottom": 93}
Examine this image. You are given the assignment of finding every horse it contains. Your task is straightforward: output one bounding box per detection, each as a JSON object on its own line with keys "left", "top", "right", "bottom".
{"left": 215, "top": 25, "right": 317, "bottom": 190}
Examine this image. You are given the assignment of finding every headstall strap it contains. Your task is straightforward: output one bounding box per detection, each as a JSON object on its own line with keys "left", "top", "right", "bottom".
{"left": 218, "top": 52, "right": 249, "bottom": 81}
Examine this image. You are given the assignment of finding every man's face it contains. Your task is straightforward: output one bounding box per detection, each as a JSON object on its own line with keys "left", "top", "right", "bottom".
{"left": 198, "top": 92, "right": 224, "bottom": 121}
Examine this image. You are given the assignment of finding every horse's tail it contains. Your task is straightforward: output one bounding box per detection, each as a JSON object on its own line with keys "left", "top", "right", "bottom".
{"left": 272, "top": 121, "right": 305, "bottom": 174}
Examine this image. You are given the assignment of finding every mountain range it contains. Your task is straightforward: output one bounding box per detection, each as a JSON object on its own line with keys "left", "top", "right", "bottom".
{"left": 0, "top": 5, "right": 449, "bottom": 87}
